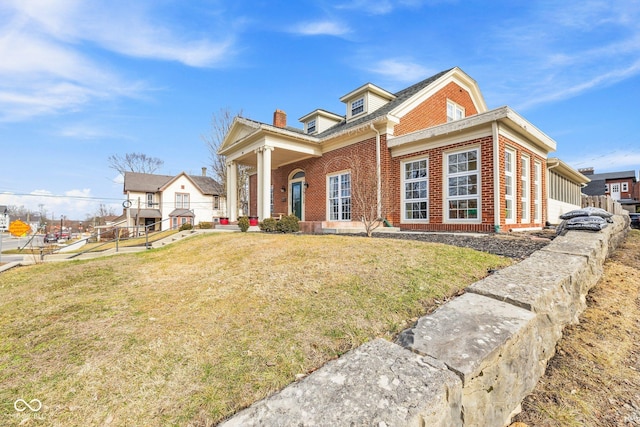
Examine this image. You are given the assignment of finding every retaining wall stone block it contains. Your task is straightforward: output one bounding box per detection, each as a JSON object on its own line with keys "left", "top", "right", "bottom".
{"left": 219, "top": 338, "right": 463, "bottom": 427}
{"left": 397, "top": 293, "right": 539, "bottom": 427}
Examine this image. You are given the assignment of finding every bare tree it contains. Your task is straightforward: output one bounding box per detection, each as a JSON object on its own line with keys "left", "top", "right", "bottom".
{"left": 86, "top": 203, "right": 117, "bottom": 227}
{"left": 324, "top": 155, "right": 391, "bottom": 237}
{"left": 107, "top": 152, "right": 164, "bottom": 175}
{"left": 202, "top": 107, "right": 252, "bottom": 214}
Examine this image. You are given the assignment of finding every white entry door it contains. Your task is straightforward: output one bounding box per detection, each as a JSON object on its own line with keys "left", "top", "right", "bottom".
{"left": 610, "top": 183, "right": 621, "bottom": 200}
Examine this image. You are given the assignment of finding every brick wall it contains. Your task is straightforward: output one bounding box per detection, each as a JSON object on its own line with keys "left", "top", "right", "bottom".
{"left": 394, "top": 82, "right": 479, "bottom": 136}
{"left": 497, "top": 135, "right": 548, "bottom": 232}
{"left": 391, "top": 136, "right": 495, "bottom": 233}
{"left": 269, "top": 137, "right": 380, "bottom": 222}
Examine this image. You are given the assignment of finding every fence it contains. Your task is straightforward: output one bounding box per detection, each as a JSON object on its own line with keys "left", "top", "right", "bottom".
{"left": 581, "top": 195, "right": 626, "bottom": 215}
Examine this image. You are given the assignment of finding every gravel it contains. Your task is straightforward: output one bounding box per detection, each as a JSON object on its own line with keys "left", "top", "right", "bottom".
{"left": 370, "top": 230, "right": 556, "bottom": 260}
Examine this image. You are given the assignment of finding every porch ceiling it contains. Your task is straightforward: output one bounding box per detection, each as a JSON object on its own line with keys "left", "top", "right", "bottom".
{"left": 234, "top": 146, "right": 319, "bottom": 169}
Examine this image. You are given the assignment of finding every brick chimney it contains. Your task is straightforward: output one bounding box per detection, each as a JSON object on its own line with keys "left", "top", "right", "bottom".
{"left": 578, "top": 167, "right": 594, "bottom": 176}
{"left": 273, "top": 109, "right": 287, "bottom": 128}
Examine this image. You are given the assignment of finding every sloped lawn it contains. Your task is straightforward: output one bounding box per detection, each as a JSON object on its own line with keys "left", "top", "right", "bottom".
{"left": 0, "top": 232, "right": 510, "bottom": 426}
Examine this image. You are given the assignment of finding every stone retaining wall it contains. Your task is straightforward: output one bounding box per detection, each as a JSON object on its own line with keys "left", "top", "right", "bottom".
{"left": 220, "top": 215, "right": 629, "bottom": 427}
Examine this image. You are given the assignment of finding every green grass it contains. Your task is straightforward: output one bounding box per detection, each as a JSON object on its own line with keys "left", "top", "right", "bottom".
{"left": 0, "top": 232, "right": 511, "bottom": 426}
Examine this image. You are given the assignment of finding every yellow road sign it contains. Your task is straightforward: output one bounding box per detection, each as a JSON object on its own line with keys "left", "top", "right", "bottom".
{"left": 9, "top": 220, "right": 31, "bottom": 237}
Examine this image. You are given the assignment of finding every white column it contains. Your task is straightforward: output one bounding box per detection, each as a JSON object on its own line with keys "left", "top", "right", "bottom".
{"left": 227, "top": 161, "right": 238, "bottom": 222}
{"left": 255, "top": 148, "right": 264, "bottom": 219}
{"left": 261, "top": 146, "right": 273, "bottom": 220}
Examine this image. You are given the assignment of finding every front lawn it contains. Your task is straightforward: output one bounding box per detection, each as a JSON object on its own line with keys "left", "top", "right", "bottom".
{"left": 0, "top": 232, "right": 510, "bottom": 426}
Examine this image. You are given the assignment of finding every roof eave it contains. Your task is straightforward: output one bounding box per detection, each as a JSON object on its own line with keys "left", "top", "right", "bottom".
{"left": 388, "top": 106, "right": 556, "bottom": 154}
{"left": 547, "top": 157, "right": 591, "bottom": 184}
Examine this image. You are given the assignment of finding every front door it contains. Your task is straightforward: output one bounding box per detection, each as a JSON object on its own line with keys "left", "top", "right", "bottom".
{"left": 610, "top": 183, "right": 621, "bottom": 201}
{"left": 291, "top": 181, "right": 302, "bottom": 219}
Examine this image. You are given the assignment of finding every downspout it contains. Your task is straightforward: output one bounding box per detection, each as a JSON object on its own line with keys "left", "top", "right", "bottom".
{"left": 492, "top": 122, "right": 501, "bottom": 232}
{"left": 370, "top": 124, "right": 382, "bottom": 219}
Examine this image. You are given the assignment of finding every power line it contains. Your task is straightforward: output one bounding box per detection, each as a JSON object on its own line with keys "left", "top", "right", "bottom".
{"left": 0, "top": 191, "right": 123, "bottom": 202}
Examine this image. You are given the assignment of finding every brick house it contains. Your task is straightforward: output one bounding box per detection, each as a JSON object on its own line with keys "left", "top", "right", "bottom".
{"left": 579, "top": 167, "right": 639, "bottom": 212}
{"left": 219, "top": 67, "right": 583, "bottom": 233}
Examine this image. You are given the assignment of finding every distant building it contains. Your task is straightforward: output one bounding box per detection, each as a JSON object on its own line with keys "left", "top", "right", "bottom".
{"left": 579, "top": 167, "right": 639, "bottom": 212}
{"left": 122, "top": 169, "right": 225, "bottom": 230}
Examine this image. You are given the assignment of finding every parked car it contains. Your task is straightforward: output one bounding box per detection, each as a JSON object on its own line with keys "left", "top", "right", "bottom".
{"left": 44, "top": 233, "right": 58, "bottom": 243}
{"left": 630, "top": 213, "right": 640, "bottom": 229}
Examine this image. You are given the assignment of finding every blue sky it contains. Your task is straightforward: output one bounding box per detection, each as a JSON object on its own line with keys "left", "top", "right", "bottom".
{"left": 1, "top": 0, "right": 640, "bottom": 220}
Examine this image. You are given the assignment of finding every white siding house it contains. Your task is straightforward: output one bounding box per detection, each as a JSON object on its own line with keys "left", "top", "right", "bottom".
{"left": 123, "top": 170, "right": 225, "bottom": 231}
{"left": 547, "top": 158, "right": 590, "bottom": 224}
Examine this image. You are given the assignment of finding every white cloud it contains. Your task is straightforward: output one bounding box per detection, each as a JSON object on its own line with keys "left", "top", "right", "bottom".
{"left": 566, "top": 151, "right": 640, "bottom": 174}
{"left": 0, "top": 188, "right": 115, "bottom": 220}
{"left": 334, "top": 0, "right": 440, "bottom": 15}
{"left": 370, "top": 59, "right": 433, "bottom": 84}
{"left": 0, "top": 0, "right": 236, "bottom": 122}
{"left": 481, "top": 1, "right": 640, "bottom": 110}
{"left": 289, "top": 20, "right": 351, "bottom": 36}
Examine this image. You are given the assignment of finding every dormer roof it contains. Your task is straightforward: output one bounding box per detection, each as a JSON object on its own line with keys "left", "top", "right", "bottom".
{"left": 338, "top": 83, "right": 396, "bottom": 103}
{"left": 298, "top": 109, "right": 344, "bottom": 123}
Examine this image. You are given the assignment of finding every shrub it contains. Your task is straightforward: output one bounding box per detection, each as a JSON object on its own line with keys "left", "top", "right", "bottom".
{"left": 277, "top": 215, "right": 300, "bottom": 233}
{"left": 198, "top": 222, "right": 213, "bottom": 229}
{"left": 179, "top": 222, "right": 193, "bottom": 231}
{"left": 238, "top": 216, "right": 250, "bottom": 232}
{"left": 259, "top": 217, "right": 278, "bottom": 232}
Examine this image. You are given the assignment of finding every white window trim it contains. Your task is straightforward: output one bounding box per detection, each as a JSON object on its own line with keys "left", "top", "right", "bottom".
{"left": 446, "top": 99, "right": 465, "bottom": 122}
{"left": 534, "top": 160, "right": 542, "bottom": 223}
{"left": 521, "top": 155, "right": 530, "bottom": 223}
{"left": 350, "top": 97, "right": 365, "bottom": 118}
{"left": 401, "top": 157, "right": 429, "bottom": 223}
{"left": 444, "top": 147, "right": 481, "bottom": 223}
{"left": 326, "top": 170, "right": 352, "bottom": 221}
{"left": 505, "top": 148, "right": 516, "bottom": 224}
{"left": 307, "top": 119, "right": 316, "bottom": 134}
{"left": 622, "top": 182, "right": 629, "bottom": 192}
{"left": 175, "top": 192, "right": 190, "bottom": 209}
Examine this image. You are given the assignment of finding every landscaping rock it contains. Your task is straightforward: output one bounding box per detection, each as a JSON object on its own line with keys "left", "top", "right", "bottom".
{"left": 219, "top": 338, "right": 463, "bottom": 427}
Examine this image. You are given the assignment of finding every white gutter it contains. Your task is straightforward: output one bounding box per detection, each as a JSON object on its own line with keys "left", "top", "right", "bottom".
{"left": 370, "top": 124, "right": 382, "bottom": 218}
{"left": 492, "top": 122, "right": 501, "bottom": 232}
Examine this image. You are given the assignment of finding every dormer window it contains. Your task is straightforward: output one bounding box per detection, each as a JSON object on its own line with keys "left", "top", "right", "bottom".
{"left": 447, "top": 100, "right": 465, "bottom": 122}
{"left": 351, "top": 98, "right": 364, "bottom": 116}
{"left": 307, "top": 119, "right": 316, "bottom": 134}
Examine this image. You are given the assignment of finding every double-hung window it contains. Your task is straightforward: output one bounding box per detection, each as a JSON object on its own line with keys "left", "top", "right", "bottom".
{"left": 146, "top": 192, "right": 154, "bottom": 207}
{"left": 534, "top": 161, "right": 542, "bottom": 222}
{"left": 175, "top": 193, "right": 190, "bottom": 209}
{"left": 351, "top": 98, "right": 364, "bottom": 116}
{"left": 402, "top": 158, "right": 429, "bottom": 220}
{"left": 521, "top": 156, "right": 530, "bottom": 223}
{"left": 328, "top": 172, "right": 351, "bottom": 221}
{"left": 446, "top": 149, "right": 479, "bottom": 220}
{"left": 504, "top": 149, "right": 515, "bottom": 223}
{"left": 307, "top": 119, "right": 316, "bottom": 134}
{"left": 446, "top": 100, "right": 465, "bottom": 122}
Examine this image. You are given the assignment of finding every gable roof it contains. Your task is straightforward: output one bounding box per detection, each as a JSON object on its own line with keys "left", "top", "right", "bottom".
{"left": 221, "top": 67, "right": 478, "bottom": 153}
{"left": 583, "top": 170, "right": 637, "bottom": 181}
{"left": 315, "top": 68, "right": 455, "bottom": 138}
{"left": 124, "top": 171, "right": 223, "bottom": 195}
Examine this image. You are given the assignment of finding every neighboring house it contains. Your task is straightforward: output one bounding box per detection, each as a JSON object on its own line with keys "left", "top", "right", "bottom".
{"left": 579, "top": 167, "right": 639, "bottom": 212}
{"left": 547, "top": 158, "right": 590, "bottom": 224}
{"left": 219, "top": 67, "right": 585, "bottom": 233}
{"left": 122, "top": 169, "right": 225, "bottom": 230}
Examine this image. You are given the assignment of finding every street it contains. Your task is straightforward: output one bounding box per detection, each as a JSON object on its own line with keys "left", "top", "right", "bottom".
{"left": 0, "top": 233, "right": 44, "bottom": 263}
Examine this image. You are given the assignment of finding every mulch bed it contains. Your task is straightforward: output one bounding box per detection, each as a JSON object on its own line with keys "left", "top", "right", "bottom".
{"left": 370, "top": 229, "right": 556, "bottom": 259}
